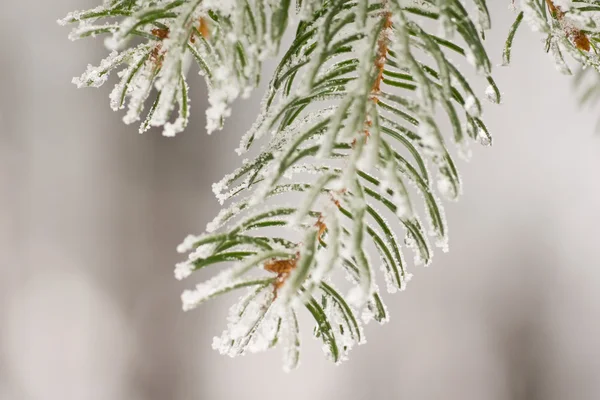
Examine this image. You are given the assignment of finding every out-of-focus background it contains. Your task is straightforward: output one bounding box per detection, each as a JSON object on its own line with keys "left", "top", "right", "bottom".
{"left": 1, "top": 1, "right": 599, "bottom": 399}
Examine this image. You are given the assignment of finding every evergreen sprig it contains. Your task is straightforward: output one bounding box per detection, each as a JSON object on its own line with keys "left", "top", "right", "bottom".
{"left": 505, "top": 0, "right": 600, "bottom": 74}
{"left": 59, "top": 0, "right": 296, "bottom": 136}
{"left": 60, "top": 0, "right": 597, "bottom": 370}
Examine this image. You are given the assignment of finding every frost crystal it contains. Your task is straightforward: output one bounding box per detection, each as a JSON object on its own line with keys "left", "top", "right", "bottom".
{"left": 174, "top": 262, "right": 194, "bottom": 281}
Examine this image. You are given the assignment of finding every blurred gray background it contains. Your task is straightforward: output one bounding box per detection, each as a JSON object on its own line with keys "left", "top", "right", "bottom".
{"left": 1, "top": 1, "right": 600, "bottom": 399}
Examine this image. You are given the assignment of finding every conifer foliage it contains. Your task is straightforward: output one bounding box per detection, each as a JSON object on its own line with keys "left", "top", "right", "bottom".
{"left": 505, "top": 0, "right": 600, "bottom": 73}
{"left": 60, "top": 0, "right": 599, "bottom": 370}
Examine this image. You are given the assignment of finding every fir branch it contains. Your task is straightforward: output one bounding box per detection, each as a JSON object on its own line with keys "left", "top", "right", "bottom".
{"left": 170, "top": 0, "right": 497, "bottom": 368}
{"left": 506, "top": 0, "right": 600, "bottom": 74}
{"left": 59, "top": 0, "right": 296, "bottom": 135}
{"left": 60, "top": 0, "right": 597, "bottom": 371}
